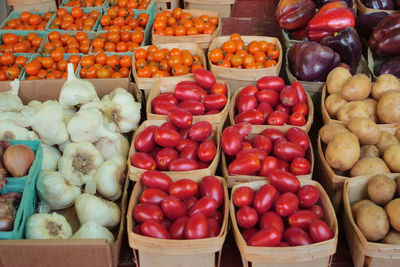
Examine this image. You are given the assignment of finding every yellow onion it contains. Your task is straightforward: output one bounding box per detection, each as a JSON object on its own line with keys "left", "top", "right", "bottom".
{"left": 3, "top": 144, "right": 34, "bottom": 177}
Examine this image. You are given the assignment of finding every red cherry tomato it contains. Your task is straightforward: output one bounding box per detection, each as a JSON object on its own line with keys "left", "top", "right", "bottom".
{"left": 259, "top": 211, "right": 284, "bottom": 235}
{"left": 275, "top": 192, "right": 299, "bottom": 217}
{"left": 131, "top": 152, "right": 156, "bottom": 170}
{"left": 257, "top": 76, "right": 285, "bottom": 91}
{"left": 288, "top": 210, "right": 318, "bottom": 230}
{"left": 221, "top": 126, "right": 242, "bottom": 156}
{"left": 141, "top": 220, "right": 170, "bottom": 239}
{"left": 193, "top": 68, "right": 216, "bottom": 89}
{"left": 189, "top": 121, "right": 212, "bottom": 141}
{"left": 178, "top": 100, "right": 205, "bottom": 115}
{"left": 133, "top": 203, "right": 164, "bottom": 223}
{"left": 228, "top": 154, "right": 261, "bottom": 175}
{"left": 268, "top": 169, "right": 301, "bottom": 193}
{"left": 280, "top": 85, "right": 299, "bottom": 107}
{"left": 274, "top": 141, "right": 305, "bottom": 162}
{"left": 248, "top": 227, "right": 282, "bottom": 247}
{"left": 169, "top": 216, "right": 189, "bottom": 239}
{"left": 297, "top": 185, "right": 320, "bottom": 208}
{"left": 253, "top": 184, "right": 279, "bottom": 214}
{"left": 162, "top": 196, "right": 187, "bottom": 220}
{"left": 140, "top": 188, "right": 168, "bottom": 205}
{"left": 259, "top": 156, "right": 279, "bottom": 176}
{"left": 290, "top": 157, "right": 311, "bottom": 175}
{"left": 284, "top": 226, "right": 313, "bottom": 246}
{"left": 233, "top": 186, "right": 255, "bottom": 207}
{"left": 169, "top": 158, "right": 199, "bottom": 171}
{"left": 154, "top": 127, "right": 181, "bottom": 147}
{"left": 168, "top": 108, "right": 193, "bottom": 129}
{"left": 141, "top": 170, "right": 173, "bottom": 192}
{"left": 236, "top": 206, "right": 258, "bottom": 229}
{"left": 185, "top": 212, "right": 209, "bottom": 239}
{"left": 257, "top": 89, "right": 280, "bottom": 107}
{"left": 134, "top": 125, "right": 158, "bottom": 152}
{"left": 169, "top": 179, "right": 199, "bottom": 200}
{"left": 156, "top": 148, "right": 179, "bottom": 170}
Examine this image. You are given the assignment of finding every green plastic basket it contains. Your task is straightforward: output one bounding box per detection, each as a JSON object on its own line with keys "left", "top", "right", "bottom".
{"left": 104, "top": 0, "right": 156, "bottom": 17}
{"left": 38, "top": 30, "right": 95, "bottom": 55}
{"left": 46, "top": 7, "right": 103, "bottom": 32}
{"left": 0, "top": 139, "right": 43, "bottom": 240}
{"left": 0, "top": 31, "right": 48, "bottom": 53}
{"left": 0, "top": 11, "right": 55, "bottom": 33}
{"left": 0, "top": 53, "right": 33, "bottom": 81}
{"left": 60, "top": 0, "right": 109, "bottom": 8}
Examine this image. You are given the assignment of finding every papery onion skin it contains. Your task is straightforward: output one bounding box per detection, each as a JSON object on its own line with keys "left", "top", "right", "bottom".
{"left": 3, "top": 144, "right": 35, "bottom": 177}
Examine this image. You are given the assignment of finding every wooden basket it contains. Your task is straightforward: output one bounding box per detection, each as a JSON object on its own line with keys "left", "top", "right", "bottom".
{"left": 356, "top": 0, "right": 398, "bottom": 15}
{"left": 6, "top": 0, "right": 57, "bottom": 11}
{"left": 127, "top": 120, "right": 221, "bottom": 181}
{"left": 183, "top": 0, "right": 235, "bottom": 18}
{"left": 228, "top": 86, "right": 314, "bottom": 133}
{"left": 208, "top": 36, "right": 283, "bottom": 96}
{"left": 131, "top": 43, "right": 206, "bottom": 98}
{"left": 155, "top": 0, "right": 180, "bottom": 13}
{"left": 127, "top": 175, "right": 229, "bottom": 267}
{"left": 151, "top": 9, "right": 222, "bottom": 49}
{"left": 230, "top": 180, "right": 338, "bottom": 267}
{"left": 343, "top": 174, "right": 400, "bottom": 267}
{"left": 281, "top": 29, "right": 302, "bottom": 49}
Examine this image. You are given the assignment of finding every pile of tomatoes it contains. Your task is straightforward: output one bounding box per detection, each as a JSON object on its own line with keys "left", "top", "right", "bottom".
{"left": 109, "top": 0, "right": 152, "bottom": 10}
{"left": 0, "top": 53, "right": 28, "bottom": 81}
{"left": 233, "top": 173, "right": 333, "bottom": 247}
{"left": 0, "top": 33, "right": 43, "bottom": 53}
{"left": 42, "top": 31, "right": 93, "bottom": 54}
{"left": 92, "top": 31, "right": 144, "bottom": 53}
{"left": 79, "top": 53, "right": 132, "bottom": 78}
{"left": 99, "top": 8, "right": 149, "bottom": 32}
{"left": 134, "top": 46, "right": 204, "bottom": 78}
{"left": 133, "top": 172, "right": 225, "bottom": 240}
{"left": 24, "top": 54, "right": 81, "bottom": 80}
{"left": 63, "top": 0, "right": 105, "bottom": 7}
{"left": 209, "top": 33, "right": 279, "bottom": 69}
{"left": 48, "top": 7, "right": 100, "bottom": 31}
{"left": 153, "top": 8, "right": 218, "bottom": 36}
{"left": 1, "top": 11, "right": 54, "bottom": 31}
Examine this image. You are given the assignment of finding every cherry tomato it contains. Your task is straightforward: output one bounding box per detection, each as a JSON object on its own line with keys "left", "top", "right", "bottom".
{"left": 134, "top": 125, "right": 158, "bottom": 152}
{"left": 259, "top": 211, "right": 284, "bottom": 235}
{"left": 248, "top": 227, "right": 282, "bottom": 247}
{"left": 252, "top": 135, "right": 272, "bottom": 154}
{"left": 203, "top": 94, "right": 227, "bottom": 111}
{"left": 162, "top": 196, "right": 187, "bottom": 220}
{"left": 286, "top": 127, "right": 310, "bottom": 151}
{"left": 169, "top": 216, "right": 189, "bottom": 239}
{"left": 228, "top": 154, "right": 261, "bottom": 175}
{"left": 133, "top": 203, "right": 164, "bottom": 223}
{"left": 141, "top": 170, "right": 173, "bottom": 192}
{"left": 237, "top": 95, "right": 257, "bottom": 113}
{"left": 268, "top": 169, "right": 300, "bottom": 193}
{"left": 131, "top": 152, "right": 156, "bottom": 170}
{"left": 221, "top": 126, "right": 242, "bottom": 156}
{"left": 169, "top": 158, "right": 199, "bottom": 171}
{"left": 211, "top": 83, "right": 227, "bottom": 95}
{"left": 262, "top": 128, "right": 285, "bottom": 141}
{"left": 141, "top": 220, "right": 170, "bottom": 239}
{"left": 152, "top": 92, "right": 178, "bottom": 108}
{"left": 259, "top": 156, "right": 279, "bottom": 176}
{"left": 140, "top": 188, "right": 168, "bottom": 205}
{"left": 199, "top": 176, "right": 224, "bottom": 207}
{"left": 176, "top": 139, "right": 197, "bottom": 153}
{"left": 188, "top": 196, "right": 217, "bottom": 217}
{"left": 291, "top": 81, "right": 307, "bottom": 103}
{"left": 292, "top": 102, "right": 309, "bottom": 116}
{"left": 207, "top": 218, "right": 221, "bottom": 237}
{"left": 156, "top": 148, "right": 179, "bottom": 170}
{"left": 267, "top": 110, "right": 288, "bottom": 125}
{"left": 179, "top": 142, "right": 198, "bottom": 160}
{"left": 257, "top": 101, "right": 273, "bottom": 119}
{"left": 193, "top": 68, "right": 216, "bottom": 89}
{"left": 308, "top": 205, "right": 324, "bottom": 220}
{"left": 178, "top": 100, "right": 205, "bottom": 115}
{"left": 290, "top": 157, "right": 311, "bottom": 175}
{"left": 185, "top": 212, "right": 209, "bottom": 239}
{"left": 288, "top": 210, "right": 317, "bottom": 230}
{"left": 154, "top": 127, "right": 181, "bottom": 148}
{"left": 257, "top": 89, "right": 280, "bottom": 107}
{"left": 154, "top": 102, "right": 177, "bottom": 115}
{"left": 284, "top": 226, "right": 313, "bottom": 246}
{"left": 242, "top": 228, "right": 258, "bottom": 243}
{"left": 257, "top": 76, "right": 285, "bottom": 91}
{"left": 280, "top": 85, "right": 299, "bottom": 107}
{"left": 253, "top": 184, "right": 279, "bottom": 214}
{"left": 297, "top": 185, "right": 320, "bottom": 208}
{"left": 275, "top": 192, "right": 299, "bottom": 217}
{"left": 189, "top": 121, "right": 212, "bottom": 141}
{"left": 168, "top": 108, "right": 193, "bottom": 129}
{"left": 233, "top": 122, "right": 252, "bottom": 139}
{"left": 197, "top": 139, "right": 217, "bottom": 162}
{"left": 274, "top": 141, "right": 305, "bottom": 162}
{"left": 233, "top": 186, "right": 255, "bottom": 208}
{"left": 236, "top": 206, "right": 258, "bottom": 229}
{"left": 234, "top": 110, "right": 265, "bottom": 125}
{"left": 289, "top": 112, "right": 306, "bottom": 126}
{"left": 169, "top": 179, "right": 199, "bottom": 200}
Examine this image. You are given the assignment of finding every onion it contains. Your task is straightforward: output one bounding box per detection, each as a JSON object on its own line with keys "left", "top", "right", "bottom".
{"left": 3, "top": 144, "right": 35, "bottom": 177}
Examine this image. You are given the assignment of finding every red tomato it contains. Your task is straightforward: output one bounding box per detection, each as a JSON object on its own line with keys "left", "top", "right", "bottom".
{"left": 256, "top": 89, "right": 280, "bottom": 107}
{"left": 169, "top": 179, "right": 199, "bottom": 200}
{"left": 213, "top": 210, "right": 223, "bottom": 225}
{"left": 267, "top": 110, "right": 288, "bottom": 125}
{"left": 207, "top": 218, "right": 221, "bottom": 237}
{"left": 277, "top": 241, "right": 290, "bottom": 247}
{"left": 133, "top": 224, "right": 142, "bottom": 235}
{"left": 242, "top": 141, "right": 253, "bottom": 150}
{"left": 210, "top": 82, "right": 227, "bottom": 95}
{"left": 234, "top": 110, "right": 265, "bottom": 125}
{"left": 274, "top": 141, "right": 305, "bottom": 161}
{"left": 188, "top": 196, "right": 217, "bottom": 217}
{"left": 141, "top": 170, "right": 173, "bottom": 192}
{"left": 236, "top": 148, "right": 267, "bottom": 162}
{"left": 183, "top": 197, "right": 197, "bottom": 210}
{"left": 133, "top": 203, "right": 164, "bottom": 223}
{"left": 141, "top": 220, "right": 170, "bottom": 239}
{"left": 292, "top": 102, "right": 308, "bottom": 116}
{"left": 205, "top": 109, "right": 220, "bottom": 115}
{"left": 253, "top": 184, "right": 279, "bottom": 214}
{"left": 193, "top": 68, "right": 216, "bottom": 89}
{"left": 154, "top": 127, "right": 181, "bottom": 147}
{"left": 277, "top": 158, "right": 290, "bottom": 172}
{"left": 180, "top": 142, "right": 198, "bottom": 160}
{"left": 268, "top": 169, "right": 300, "bottom": 193}
{"left": 309, "top": 219, "right": 333, "bottom": 243}
{"left": 286, "top": 127, "right": 310, "bottom": 151}
{"left": 262, "top": 128, "right": 285, "bottom": 141}
{"left": 259, "top": 156, "right": 279, "bottom": 176}
{"left": 275, "top": 192, "right": 299, "bottom": 217}
{"left": 140, "top": 188, "right": 168, "bottom": 205}
{"left": 203, "top": 94, "right": 227, "bottom": 111}
{"left": 176, "top": 139, "right": 197, "bottom": 153}
{"left": 168, "top": 108, "right": 193, "bottom": 129}
{"left": 297, "top": 185, "right": 320, "bottom": 208}
{"left": 189, "top": 121, "right": 212, "bottom": 141}
{"left": 131, "top": 152, "right": 156, "bottom": 170}
{"left": 178, "top": 100, "right": 205, "bottom": 115}
{"left": 252, "top": 135, "right": 272, "bottom": 154}
{"left": 154, "top": 102, "right": 177, "bottom": 115}
{"left": 241, "top": 228, "right": 258, "bottom": 243}
{"left": 155, "top": 148, "right": 178, "bottom": 170}
{"left": 197, "top": 139, "right": 217, "bottom": 162}
{"left": 161, "top": 121, "right": 177, "bottom": 130}
{"left": 233, "top": 186, "right": 255, "bottom": 208}
{"left": 228, "top": 154, "right": 261, "bottom": 175}
{"left": 291, "top": 81, "right": 307, "bottom": 103}
{"left": 275, "top": 104, "right": 291, "bottom": 114}
{"left": 174, "top": 83, "right": 206, "bottom": 101}
{"left": 152, "top": 92, "right": 178, "bottom": 108}
{"left": 290, "top": 157, "right": 311, "bottom": 175}
{"left": 236, "top": 206, "right": 258, "bottom": 229}
{"left": 259, "top": 211, "right": 284, "bottom": 235}
{"left": 257, "top": 101, "right": 273, "bottom": 119}
{"left": 185, "top": 212, "right": 209, "bottom": 239}
{"left": 248, "top": 227, "right": 282, "bottom": 247}
{"left": 233, "top": 122, "right": 252, "bottom": 139}
{"left": 221, "top": 126, "right": 242, "bottom": 156}
{"left": 162, "top": 196, "right": 187, "bottom": 220}
{"left": 284, "top": 226, "right": 313, "bottom": 246}
{"left": 199, "top": 176, "right": 224, "bottom": 207}
{"left": 280, "top": 85, "right": 299, "bottom": 107}
{"left": 257, "top": 76, "right": 285, "bottom": 91}
{"left": 237, "top": 86, "right": 258, "bottom": 104}
{"left": 169, "top": 158, "right": 199, "bottom": 171}
{"left": 289, "top": 112, "right": 306, "bottom": 126}
{"left": 288, "top": 210, "right": 317, "bottom": 230}
{"left": 169, "top": 216, "right": 189, "bottom": 239}
{"left": 309, "top": 205, "right": 324, "bottom": 219}
{"left": 134, "top": 125, "right": 158, "bottom": 152}
{"left": 237, "top": 95, "right": 257, "bottom": 113}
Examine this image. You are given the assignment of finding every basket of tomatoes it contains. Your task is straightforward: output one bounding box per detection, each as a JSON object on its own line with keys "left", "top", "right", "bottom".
{"left": 0, "top": 11, "right": 54, "bottom": 32}
{"left": 79, "top": 52, "right": 133, "bottom": 79}
{"left": 184, "top": 0, "right": 235, "bottom": 18}
{"left": 61, "top": 0, "right": 108, "bottom": 8}
{"left": 39, "top": 31, "right": 95, "bottom": 55}
{"left": 47, "top": 7, "right": 102, "bottom": 32}
{"left": 0, "top": 31, "right": 47, "bottom": 54}
{"left": 151, "top": 8, "right": 221, "bottom": 49}
{"left": 0, "top": 53, "right": 31, "bottom": 85}
{"left": 107, "top": 0, "right": 156, "bottom": 14}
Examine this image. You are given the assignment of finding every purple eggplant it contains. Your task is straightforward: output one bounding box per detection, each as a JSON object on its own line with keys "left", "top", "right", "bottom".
{"left": 379, "top": 56, "right": 400, "bottom": 78}
{"left": 315, "top": 0, "right": 355, "bottom": 8}
{"left": 362, "top": 0, "right": 395, "bottom": 9}
{"left": 356, "top": 12, "right": 389, "bottom": 39}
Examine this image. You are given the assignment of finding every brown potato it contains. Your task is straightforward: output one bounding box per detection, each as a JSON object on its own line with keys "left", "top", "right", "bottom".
{"left": 337, "top": 101, "right": 370, "bottom": 122}
{"left": 395, "top": 126, "right": 400, "bottom": 141}
{"left": 319, "top": 123, "right": 349, "bottom": 144}
{"left": 381, "top": 230, "right": 400, "bottom": 244}
{"left": 347, "top": 118, "right": 381, "bottom": 145}
{"left": 325, "top": 132, "right": 360, "bottom": 171}
{"left": 383, "top": 144, "right": 400, "bottom": 172}
{"left": 326, "top": 67, "right": 352, "bottom": 94}
{"left": 356, "top": 203, "right": 389, "bottom": 241}
{"left": 325, "top": 94, "right": 348, "bottom": 118}
{"left": 351, "top": 200, "right": 374, "bottom": 218}
{"left": 377, "top": 131, "right": 399, "bottom": 155}
{"left": 372, "top": 74, "right": 400, "bottom": 100}
{"left": 341, "top": 74, "right": 372, "bottom": 101}
{"left": 360, "top": 145, "right": 379, "bottom": 158}
{"left": 363, "top": 98, "right": 378, "bottom": 122}
{"left": 377, "top": 90, "right": 400, "bottom": 124}
{"left": 367, "top": 174, "right": 397, "bottom": 205}
{"left": 385, "top": 199, "right": 400, "bottom": 232}
{"left": 350, "top": 157, "right": 390, "bottom": 177}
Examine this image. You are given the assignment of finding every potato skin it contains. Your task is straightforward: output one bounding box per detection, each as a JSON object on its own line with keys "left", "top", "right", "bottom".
{"left": 372, "top": 74, "right": 400, "bottom": 100}
{"left": 350, "top": 157, "right": 390, "bottom": 177}
{"left": 347, "top": 118, "right": 381, "bottom": 145}
{"left": 351, "top": 200, "right": 374, "bottom": 218}
{"left": 383, "top": 144, "right": 400, "bottom": 172}
{"left": 325, "top": 132, "right": 360, "bottom": 171}
{"left": 360, "top": 145, "right": 379, "bottom": 158}
{"left": 341, "top": 74, "right": 372, "bottom": 101}
{"left": 385, "top": 199, "right": 400, "bottom": 232}
{"left": 381, "top": 230, "right": 400, "bottom": 244}
{"left": 377, "top": 131, "right": 399, "bottom": 155}
{"left": 367, "top": 174, "right": 396, "bottom": 205}
{"left": 337, "top": 101, "right": 370, "bottom": 122}
{"left": 377, "top": 90, "right": 400, "bottom": 124}
{"left": 319, "top": 123, "right": 349, "bottom": 144}
{"left": 362, "top": 98, "right": 378, "bottom": 122}
{"left": 326, "top": 67, "right": 352, "bottom": 94}
{"left": 325, "top": 94, "right": 348, "bottom": 118}
{"left": 357, "top": 203, "right": 389, "bottom": 241}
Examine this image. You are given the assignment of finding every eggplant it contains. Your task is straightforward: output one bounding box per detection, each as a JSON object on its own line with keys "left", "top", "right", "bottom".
{"left": 379, "top": 56, "right": 400, "bottom": 78}
{"left": 362, "top": 0, "right": 395, "bottom": 9}
{"left": 356, "top": 12, "right": 389, "bottom": 39}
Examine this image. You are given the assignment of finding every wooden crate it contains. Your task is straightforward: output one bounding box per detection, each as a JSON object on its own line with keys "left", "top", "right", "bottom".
{"left": 155, "top": 0, "right": 180, "bottom": 13}
{"left": 6, "top": 0, "right": 56, "bottom": 11}
{"left": 152, "top": 9, "right": 222, "bottom": 49}
{"left": 127, "top": 120, "right": 221, "bottom": 181}
{"left": 356, "top": 0, "right": 398, "bottom": 15}
{"left": 183, "top": 0, "right": 235, "bottom": 18}
{"left": 230, "top": 180, "right": 338, "bottom": 267}
{"left": 343, "top": 174, "right": 400, "bottom": 267}
{"left": 208, "top": 36, "right": 283, "bottom": 96}
{"left": 127, "top": 176, "right": 229, "bottom": 267}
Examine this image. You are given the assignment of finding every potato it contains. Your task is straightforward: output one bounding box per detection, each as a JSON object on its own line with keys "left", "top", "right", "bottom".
{"left": 351, "top": 200, "right": 374, "bottom": 218}
{"left": 367, "top": 174, "right": 396, "bottom": 205}
{"left": 377, "top": 131, "right": 399, "bottom": 155}
{"left": 383, "top": 144, "right": 400, "bottom": 172}
{"left": 325, "top": 132, "right": 360, "bottom": 171}
{"left": 341, "top": 74, "right": 372, "bottom": 101}
{"left": 385, "top": 198, "right": 400, "bottom": 232}
{"left": 372, "top": 74, "right": 400, "bottom": 100}
{"left": 395, "top": 126, "right": 400, "bottom": 141}
{"left": 381, "top": 230, "right": 400, "bottom": 244}
{"left": 377, "top": 90, "right": 400, "bottom": 124}
{"left": 337, "top": 101, "right": 370, "bottom": 122}
{"left": 350, "top": 157, "right": 390, "bottom": 177}
{"left": 356, "top": 203, "right": 389, "bottom": 241}
{"left": 326, "top": 67, "right": 352, "bottom": 94}
{"left": 319, "top": 123, "right": 349, "bottom": 144}
{"left": 325, "top": 94, "right": 348, "bottom": 118}
{"left": 347, "top": 118, "right": 381, "bottom": 145}
{"left": 360, "top": 145, "right": 379, "bottom": 158}
{"left": 363, "top": 98, "right": 378, "bottom": 122}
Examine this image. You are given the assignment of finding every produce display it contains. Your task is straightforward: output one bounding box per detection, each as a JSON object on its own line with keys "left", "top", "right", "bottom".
{"left": 41, "top": 31, "right": 93, "bottom": 54}
{"left": 1, "top": 11, "right": 54, "bottom": 31}
{"left": 0, "top": 33, "right": 44, "bottom": 53}
{"left": 48, "top": 7, "right": 101, "bottom": 31}
{"left": 99, "top": 8, "right": 150, "bottom": 32}
{"left": 79, "top": 53, "right": 132, "bottom": 78}
{"left": 63, "top": 0, "right": 105, "bottom": 7}
{"left": 91, "top": 31, "right": 145, "bottom": 52}
{"left": 0, "top": 53, "right": 28, "bottom": 81}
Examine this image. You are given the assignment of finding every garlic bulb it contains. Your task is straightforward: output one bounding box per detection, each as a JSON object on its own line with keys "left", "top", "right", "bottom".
{"left": 59, "top": 63, "right": 99, "bottom": 109}
{"left": 95, "top": 133, "right": 129, "bottom": 160}
{"left": 95, "top": 155, "right": 125, "bottom": 201}
{"left": 58, "top": 139, "right": 71, "bottom": 153}
{"left": 28, "top": 100, "right": 42, "bottom": 108}
{"left": 36, "top": 170, "right": 81, "bottom": 210}
{"left": 63, "top": 108, "right": 76, "bottom": 124}
{"left": 25, "top": 213, "right": 72, "bottom": 239}
{"left": 58, "top": 142, "right": 104, "bottom": 187}
{"left": 75, "top": 193, "right": 120, "bottom": 228}
{"left": 67, "top": 107, "right": 118, "bottom": 144}
{"left": 0, "top": 79, "right": 23, "bottom": 111}
{"left": 16, "top": 100, "right": 69, "bottom": 145}
{"left": 42, "top": 144, "right": 61, "bottom": 171}
{"left": 72, "top": 221, "right": 115, "bottom": 244}
{"left": 102, "top": 88, "right": 141, "bottom": 133}
{"left": 0, "top": 111, "right": 21, "bottom": 121}
{"left": 0, "top": 120, "right": 38, "bottom": 140}
{"left": 79, "top": 101, "right": 106, "bottom": 113}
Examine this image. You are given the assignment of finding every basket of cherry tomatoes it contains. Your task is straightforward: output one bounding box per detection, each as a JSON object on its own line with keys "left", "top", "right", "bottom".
{"left": 0, "top": 52, "right": 30, "bottom": 82}
{"left": 39, "top": 31, "right": 95, "bottom": 55}
{"left": 61, "top": 0, "right": 107, "bottom": 8}
{"left": 151, "top": 8, "right": 221, "bottom": 49}
{"left": 47, "top": 7, "right": 102, "bottom": 32}
{"left": 108, "top": 0, "right": 156, "bottom": 12}
{"left": 79, "top": 52, "right": 133, "bottom": 79}
{"left": 0, "top": 11, "right": 54, "bottom": 31}
{"left": 0, "top": 32, "right": 46, "bottom": 54}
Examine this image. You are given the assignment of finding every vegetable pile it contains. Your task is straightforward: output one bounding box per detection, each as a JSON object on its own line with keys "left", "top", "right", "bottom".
{"left": 0, "top": 33, "right": 44, "bottom": 53}
{"left": 79, "top": 53, "right": 132, "bottom": 79}
{"left": 1, "top": 11, "right": 54, "bottom": 31}
{"left": 0, "top": 53, "right": 28, "bottom": 81}
{"left": 41, "top": 31, "right": 93, "bottom": 55}
{"left": 48, "top": 7, "right": 100, "bottom": 31}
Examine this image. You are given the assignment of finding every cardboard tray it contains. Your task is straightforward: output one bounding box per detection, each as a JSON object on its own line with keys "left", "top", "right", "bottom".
{"left": 183, "top": 0, "right": 236, "bottom": 18}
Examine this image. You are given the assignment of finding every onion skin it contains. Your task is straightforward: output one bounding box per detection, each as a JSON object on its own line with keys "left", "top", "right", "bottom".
{"left": 3, "top": 144, "right": 35, "bottom": 177}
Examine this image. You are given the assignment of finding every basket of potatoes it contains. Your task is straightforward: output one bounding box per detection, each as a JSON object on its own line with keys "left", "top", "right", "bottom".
{"left": 343, "top": 174, "right": 400, "bottom": 267}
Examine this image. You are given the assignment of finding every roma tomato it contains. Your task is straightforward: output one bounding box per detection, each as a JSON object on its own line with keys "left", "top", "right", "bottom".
{"left": 193, "top": 68, "right": 216, "bottom": 89}
{"left": 262, "top": 128, "right": 285, "bottom": 141}
{"left": 274, "top": 141, "right": 305, "bottom": 162}
{"left": 156, "top": 148, "right": 179, "bottom": 170}
{"left": 277, "top": 158, "right": 290, "bottom": 172}
{"left": 289, "top": 112, "right": 306, "bottom": 126}
{"left": 162, "top": 196, "right": 187, "bottom": 220}
{"left": 257, "top": 101, "right": 273, "bottom": 119}
{"left": 180, "top": 142, "right": 199, "bottom": 160}
{"left": 161, "top": 121, "right": 177, "bottom": 130}
{"left": 286, "top": 127, "right": 310, "bottom": 151}
{"left": 275, "top": 104, "right": 291, "bottom": 114}
{"left": 242, "top": 141, "right": 253, "bottom": 150}
{"left": 292, "top": 81, "right": 307, "bottom": 103}
{"left": 203, "top": 94, "right": 227, "bottom": 111}
{"left": 235, "top": 110, "right": 265, "bottom": 125}
{"left": 290, "top": 157, "right": 311, "bottom": 175}
{"left": 169, "top": 179, "right": 199, "bottom": 200}
{"left": 252, "top": 135, "right": 272, "bottom": 154}
{"left": 297, "top": 185, "right": 320, "bottom": 208}
{"left": 221, "top": 126, "right": 242, "bottom": 156}
{"left": 237, "top": 85, "right": 258, "bottom": 104}
{"left": 280, "top": 85, "right": 299, "bottom": 107}
{"left": 178, "top": 100, "right": 205, "bottom": 115}
{"left": 292, "top": 102, "right": 308, "bottom": 116}
{"left": 141, "top": 171, "right": 173, "bottom": 192}
{"left": 275, "top": 192, "right": 299, "bottom": 217}
{"left": 200, "top": 176, "right": 224, "bottom": 207}
{"left": 253, "top": 184, "right": 279, "bottom": 214}
{"left": 189, "top": 121, "right": 212, "bottom": 141}
{"left": 267, "top": 110, "right": 288, "bottom": 125}
{"left": 169, "top": 158, "right": 199, "bottom": 171}
{"left": 228, "top": 155, "right": 261, "bottom": 175}
{"left": 134, "top": 125, "right": 158, "bottom": 152}
{"left": 207, "top": 218, "right": 221, "bottom": 237}
{"left": 211, "top": 82, "right": 227, "bottom": 95}
{"left": 185, "top": 212, "right": 209, "bottom": 239}
{"left": 169, "top": 216, "right": 189, "bottom": 239}
{"left": 268, "top": 169, "right": 300, "bottom": 193}
{"left": 233, "top": 186, "right": 255, "bottom": 207}
{"left": 133, "top": 203, "right": 164, "bottom": 223}
{"left": 140, "top": 188, "right": 168, "bottom": 205}
{"left": 141, "top": 220, "right": 170, "bottom": 239}
{"left": 236, "top": 148, "right": 267, "bottom": 162}
{"left": 237, "top": 95, "right": 257, "bottom": 113}
{"left": 133, "top": 224, "right": 142, "bottom": 235}
{"left": 151, "top": 92, "right": 178, "bottom": 108}
{"left": 154, "top": 102, "right": 177, "bottom": 115}
{"left": 233, "top": 122, "right": 252, "bottom": 139}
{"left": 205, "top": 109, "right": 220, "bottom": 115}
{"left": 236, "top": 206, "right": 258, "bottom": 229}
{"left": 188, "top": 196, "right": 218, "bottom": 217}
{"left": 168, "top": 108, "right": 193, "bottom": 129}
{"left": 174, "top": 83, "right": 206, "bottom": 101}
{"left": 257, "top": 76, "right": 285, "bottom": 92}
{"left": 256, "top": 89, "right": 280, "bottom": 107}
{"left": 241, "top": 228, "right": 258, "bottom": 243}
{"left": 198, "top": 139, "right": 217, "bottom": 162}
{"left": 131, "top": 153, "right": 156, "bottom": 170}
{"left": 309, "top": 219, "right": 333, "bottom": 242}
{"left": 259, "top": 156, "right": 279, "bottom": 176}
{"left": 183, "top": 197, "right": 197, "bottom": 211}
{"left": 288, "top": 210, "right": 317, "bottom": 230}
{"left": 213, "top": 210, "right": 223, "bottom": 225}
{"left": 259, "top": 211, "right": 284, "bottom": 235}
{"left": 154, "top": 127, "right": 181, "bottom": 148}
{"left": 176, "top": 139, "right": 197, "bottom": 153}
{"left": 309, "top": 205, "right": 324, "bottom": 219}
{"left": 284, "top": 226, "right": 313, "bottom": 246}
{"left": 248, "top": 227, "right": 282, "bottom": 247}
